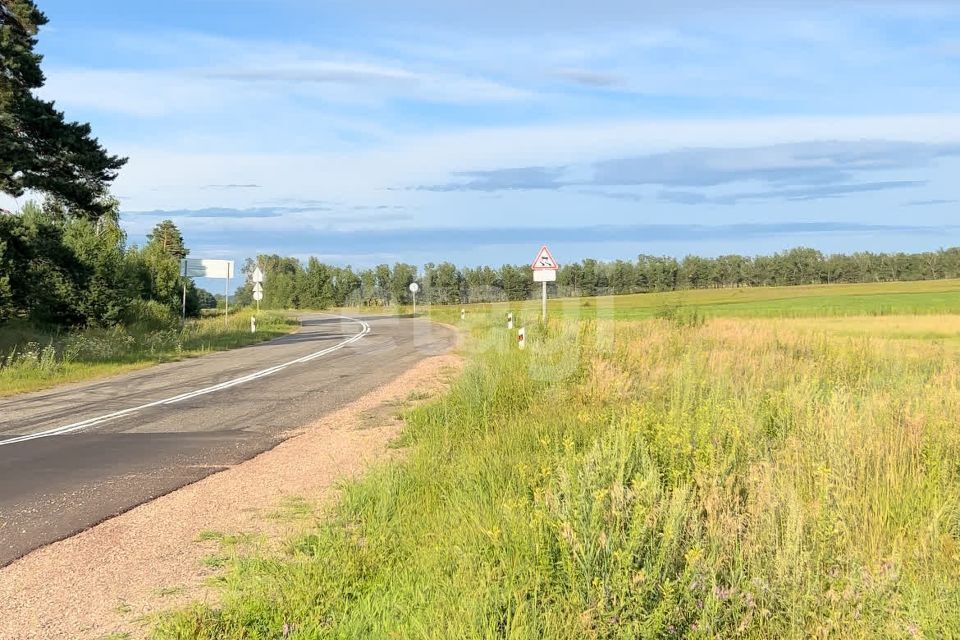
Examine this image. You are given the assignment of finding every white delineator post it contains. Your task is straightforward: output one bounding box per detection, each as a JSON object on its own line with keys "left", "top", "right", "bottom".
{"left": 518, "top": 327, "right": 526, "bottom": 350}
{"left": 507, "top": 312, "right": 514, "bottom": 329}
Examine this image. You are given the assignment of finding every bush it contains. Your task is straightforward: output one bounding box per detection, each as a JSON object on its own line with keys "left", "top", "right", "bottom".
{"left": 123, "top": 299, "right": 179, "bottom": 333}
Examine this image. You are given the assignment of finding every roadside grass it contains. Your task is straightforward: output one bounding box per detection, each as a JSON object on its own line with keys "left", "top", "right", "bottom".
{"left": 152, "top": 305, "right": 960, "bottom": 639}
{"left": 0, "top": 310, "right": 298, "bottom": 397}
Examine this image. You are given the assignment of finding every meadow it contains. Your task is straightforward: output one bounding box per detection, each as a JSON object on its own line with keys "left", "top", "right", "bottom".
{"left": 547, "top": 278, "right": 960, "bottom": 320}
{"left": 0, "top": 310, "right": 297, "bottom": 397}
{"left": 143, "top": 280, "right": 956, "bottom": 637}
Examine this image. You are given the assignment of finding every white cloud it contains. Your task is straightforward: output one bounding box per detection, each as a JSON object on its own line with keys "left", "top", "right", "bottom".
{"left": 110, "top": 113, "right": 960, "bottom": 212}
{"left": 41, "top": 69, "right": 229, "bottom": 118}
{"left": 41, "top": 33, "right": 533, "bottom": 119}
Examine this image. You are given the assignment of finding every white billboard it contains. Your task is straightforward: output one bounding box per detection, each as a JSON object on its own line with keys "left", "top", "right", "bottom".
{"left": 180, "top": 259, "right": 234, "bottom": 279}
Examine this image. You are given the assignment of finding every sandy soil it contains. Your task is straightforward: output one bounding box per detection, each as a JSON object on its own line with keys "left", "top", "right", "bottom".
{"left": 0, "top": 352, "right": 463, "bottom": 640}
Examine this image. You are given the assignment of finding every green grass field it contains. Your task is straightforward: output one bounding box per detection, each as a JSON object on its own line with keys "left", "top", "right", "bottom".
{"left": 0, "top": 310, "right": 298, "bottom": 397}
{"left": 516, "top": 278, "right": 960, "bottom": 321}
{"left": 147, "top": 280, "right": 960, "bottom": 638}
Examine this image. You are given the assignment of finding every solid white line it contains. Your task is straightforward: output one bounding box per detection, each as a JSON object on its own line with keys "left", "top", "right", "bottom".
{"left": 0, "top": 314, "right": 371, "bottom": 447}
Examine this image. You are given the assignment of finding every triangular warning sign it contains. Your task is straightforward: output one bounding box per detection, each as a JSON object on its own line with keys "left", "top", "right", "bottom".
{"left": 531, "top": 245, "right": 558, "bottom": 270}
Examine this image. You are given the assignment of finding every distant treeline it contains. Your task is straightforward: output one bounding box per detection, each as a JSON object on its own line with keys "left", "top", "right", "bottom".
{"left": 1, "top": 204, "right": 216, "bottom": 328}
{"left": 236, "top": 246, "right": 960, "bottom": 309}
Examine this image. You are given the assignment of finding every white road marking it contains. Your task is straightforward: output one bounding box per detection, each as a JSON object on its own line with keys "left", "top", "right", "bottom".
{"left": 0, "top": 314, "right": 371, "bottom": 447}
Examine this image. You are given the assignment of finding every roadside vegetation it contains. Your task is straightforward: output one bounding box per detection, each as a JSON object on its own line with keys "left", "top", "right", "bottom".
{"left": 153, "top": 283, "right": 960, "bottom": 639}
{"left": 0, "top": 310, "right": 296, "bottom": 397}
{"left": 1, "top": 1, "right": 267, "bottom": 398}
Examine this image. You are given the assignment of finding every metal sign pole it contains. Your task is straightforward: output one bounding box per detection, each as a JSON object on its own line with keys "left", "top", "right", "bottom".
{"left": 542, "top": 280, "right": 547, "bottom": 322}
{"left": 409, "top": 282, "right": 420, "bottom": 317}
{"left": 182, "top": 282, "right": 187, "bottom": 322}
{"left": 224, "top": 273, "right": 229, "bottom": 326}
{"left": 531, "top": 245, "right": 557, "bottom": 324}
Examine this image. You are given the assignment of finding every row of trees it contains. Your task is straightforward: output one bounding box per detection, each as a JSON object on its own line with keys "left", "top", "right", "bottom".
{"left": 233, "top": 256, "right": 417, "bottom": 309}
{"left": 233, "top": 245, "right": 960, "bottom": 310}
{"left": 554, "top": 247, "right": 960, "bottom": 297}
{"left": 231, "top": 257, "right": 554, "bottom": 308}
{"left": 0, "top": 204, "right": 213, "bottom": 326}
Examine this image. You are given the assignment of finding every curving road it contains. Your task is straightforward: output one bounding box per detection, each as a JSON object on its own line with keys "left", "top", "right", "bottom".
{"left": 0, "top": 313, "right": 455, "bottom": 567}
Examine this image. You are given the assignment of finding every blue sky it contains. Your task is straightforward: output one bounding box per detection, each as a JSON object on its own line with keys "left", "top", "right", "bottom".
{"left": 15, "top": 0, "right": 960, "bottom": 273}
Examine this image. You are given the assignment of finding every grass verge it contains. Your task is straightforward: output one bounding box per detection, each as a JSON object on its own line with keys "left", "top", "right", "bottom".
{"left": 152, "top": 308, "right": 960, "bottom": 639}
{"left": 0, "top": 310, "right": 298, "bottom": 397}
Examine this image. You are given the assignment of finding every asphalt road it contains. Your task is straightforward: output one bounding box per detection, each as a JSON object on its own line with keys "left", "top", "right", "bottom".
{"left": 0, "top": 313, "right": 455, "bottom": 567}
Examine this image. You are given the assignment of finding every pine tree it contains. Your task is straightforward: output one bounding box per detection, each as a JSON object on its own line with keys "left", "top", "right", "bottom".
{"left": 0, "top": 0, "right": 126, "bottom": 218}
{"left": 142, "top": 220, "right": 188, "bottom": 310}
{"left": 146, "top": 220, "right": 188, "bottom": 259}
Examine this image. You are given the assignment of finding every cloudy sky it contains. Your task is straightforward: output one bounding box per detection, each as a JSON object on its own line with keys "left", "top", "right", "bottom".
{"left": 22, "top": 0, "right": 960, "bottom": 270}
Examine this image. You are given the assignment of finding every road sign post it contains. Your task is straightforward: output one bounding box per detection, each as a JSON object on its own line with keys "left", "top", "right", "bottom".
{"left": 531, "top": 245, "right": 559, "bottom": 323}
{"left": 253, "top": 282, "right": 264, "bottom": 312}
{"left": 225, "top": 273, "right": 229, "bottom": 325}
{"left": 542, "top": 280, "right": 547, "bottom": 321}
{"left": 180, "top": 258, "right": 235, "bottom": 326}
{"left": 252, "top": 266, "right": 264, "bottom": 313}
{"left": 409, "top": 282, "right": 420, "bottom": 316}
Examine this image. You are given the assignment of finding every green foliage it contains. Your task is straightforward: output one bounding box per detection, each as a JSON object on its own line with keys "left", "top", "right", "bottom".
{"left": 298, "top": 257, "right": 335, "bottom": 309}
{"left": 653, "top": 303, "right": 704, "bottom": 328}
{"left": 0, "top": 203, "right": 206, "bottom": 328}
{"left": 146, "top": 219, "right": 188, "bottom": 259}
{"left": 389, "top": 262, "right": 417, "bottom": 304}
{"left": 553, "top": 247, "right": 960, "bottom": 295}
{"left": 235, "top": 255, "right": 369, "bottom": 310}
{"left": 500, "top": 263, "right": 535, "bottom": 300}
{"left": 423, "top": 261, "right": 463, "bottom": 304}
{"left": 0, "top": 0, "right": 126, "bottom": 218}
{"left": 195, "top": 288, "right": 217, "bottom": 309}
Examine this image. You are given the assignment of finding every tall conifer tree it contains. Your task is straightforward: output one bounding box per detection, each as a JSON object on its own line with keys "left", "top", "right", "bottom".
{"left": 0, "top": 0, "right": 126, "bottom": 218}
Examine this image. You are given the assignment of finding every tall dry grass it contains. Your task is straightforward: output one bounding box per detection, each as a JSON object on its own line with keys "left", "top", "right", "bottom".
{"left": 155, "top": 313, "right": 960, "bottom": 639}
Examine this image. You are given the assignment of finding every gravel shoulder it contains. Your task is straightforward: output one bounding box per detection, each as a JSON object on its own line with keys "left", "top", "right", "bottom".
{"left": 0, "top": 350, "right": 463, "bottom": 640}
